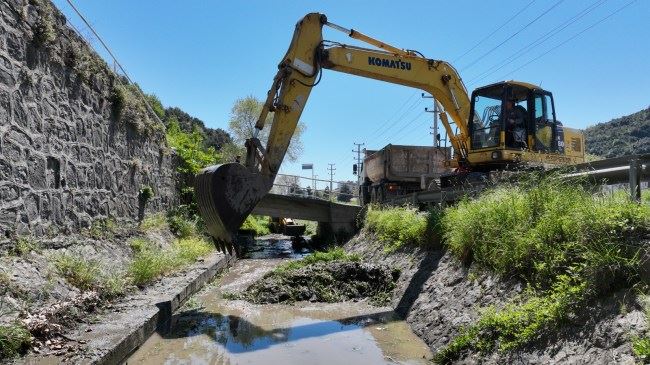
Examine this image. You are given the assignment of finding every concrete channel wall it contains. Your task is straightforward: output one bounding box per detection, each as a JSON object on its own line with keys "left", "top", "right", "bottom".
{"left": 0, "top": 0, "right": 178, "bottom": 238}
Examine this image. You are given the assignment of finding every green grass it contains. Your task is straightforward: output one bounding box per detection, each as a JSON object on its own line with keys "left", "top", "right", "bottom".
{"left": 10, "top": 236, "right": 39, "bottom": 256}
{"left": 54, "top": 254, "right": 102, "bottom": 291}
{"left": 167, "top": 212, "right": 197, "bottom": 238}
{"left": 88, "top": 218, "right": 117, "bottom": 240}
{"left": 128, "top": 236, "right": 214, "bottom": 286}
{"left": 643, "top": 189, "right": 649, "bottom": 204}
{"left": 296, "top": 220, "right": 318, "bottom": 236}
{"left": 273, "top": 247, "right": 361, "bottom": 274}
{"left": 364, "top": 205, "right": 437, "bottom": 252}
{"left": 633, "top": 337, "right": 650, "bottom": 362}
{"left": 433, "top": 177, "right": 650, "bottom": 362}
{"left": 241, "top": 215, "right": 271, "bottom": 236}
{"left": 53, "top": 254, "right": 128, "bottom": 298}
{"left": 0, "top": 324, "right": 31, "bottom": 360}
{"left": 139, "top": 213, "right": 168, "bottom": 232}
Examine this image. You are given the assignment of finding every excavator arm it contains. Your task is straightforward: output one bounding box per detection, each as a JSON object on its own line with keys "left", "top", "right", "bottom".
{"left": 196, "top": 13, "right": 472, "bottom": 254}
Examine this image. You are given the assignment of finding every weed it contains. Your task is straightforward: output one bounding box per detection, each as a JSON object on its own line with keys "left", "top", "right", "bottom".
{"left": 434, "top": 176, "right": 650, "bottom": 362}
{"left": 31, "top": 0, "right": 55, "bottom": 47}
{"left": 129, "top": 237, "right": 152, "bottom": 253}
{"left": 222, "top": 292, "right": 239, "bottom": 300}
{"left": 241, "top": 215, "right": 271, "bottom": 236}
{"left": 273, "top": 247, "right": 361, "bottom": 274}
{"left": 128, "top": 236, "right": 213, "bottom": 286}
{"left": 167, "top": 212, "right": 197, "bottom": 239}
{"left": 53, "top": 254, "right": 129, "bottom": 298}
{"left": 138, "top": 214, "right": 168, "bottom": 233}
{"left": 11, "top": 236, "right": 39, "bottom": 256}
{"left": 181, "top": 297, "right": 202, "bottom": 311}
{"left": 0, "top": 323, "right": 31, "bottom": 360}
{"left": 88, "top": 218, "right": 117, "bottom": 240}
{"left": 364, "top": 205, "right": 430, "bottom": 252}
{"left": 110, "top": 84, "right": 127, "bottom": 121}
{"left": 139, "top": 185, "right": 154, "bottom": 203}
{"left": 54, "top": 254, "right": 101, "bottom": 291}
{"left": 633, "top": 337, "right": 650, "bottom": 362}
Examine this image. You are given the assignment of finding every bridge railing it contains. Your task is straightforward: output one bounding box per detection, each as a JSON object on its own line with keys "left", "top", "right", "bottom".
{"left": 270, "top": 173, "right": 359, "bottom": 203}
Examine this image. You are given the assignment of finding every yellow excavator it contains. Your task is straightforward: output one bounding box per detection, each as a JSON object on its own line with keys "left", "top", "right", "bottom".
{"left": 195, "top": 13, "right": 585, "bottom": 254}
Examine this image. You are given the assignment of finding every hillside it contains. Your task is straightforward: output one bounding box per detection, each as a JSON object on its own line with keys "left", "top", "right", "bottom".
{"left": 585, "top": 106, "right": 650, "bottom": 158}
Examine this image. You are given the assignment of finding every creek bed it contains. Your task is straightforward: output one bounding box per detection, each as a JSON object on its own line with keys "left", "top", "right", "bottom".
{"left": 127, "top": 236, "right": 433, "bottom": 364}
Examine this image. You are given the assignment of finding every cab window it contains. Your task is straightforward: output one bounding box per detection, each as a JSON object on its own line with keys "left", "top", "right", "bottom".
{"left": 471, "top": 95, "right": 501, "bottom": 149}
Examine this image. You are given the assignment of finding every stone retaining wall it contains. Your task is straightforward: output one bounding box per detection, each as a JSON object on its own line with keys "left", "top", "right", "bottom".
{"left": 0, "top": 0, "right": 178, "bottom": 237}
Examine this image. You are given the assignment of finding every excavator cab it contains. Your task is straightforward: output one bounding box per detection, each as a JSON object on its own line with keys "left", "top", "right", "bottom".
{"left": 467, "top": 81, "right": 570, "bottom": 169}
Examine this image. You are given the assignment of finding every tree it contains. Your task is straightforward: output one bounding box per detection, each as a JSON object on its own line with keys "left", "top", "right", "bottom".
{"left": 228, "top": 95, "right": 305, "bottom": 162}
{"left": 165, "top": 107, "right": 232, "bottom": 150}
{"left": 337, "top": 182, "right": 353, "bottom": 202}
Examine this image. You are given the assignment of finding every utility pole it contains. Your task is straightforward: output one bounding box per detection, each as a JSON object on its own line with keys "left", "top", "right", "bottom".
{"left": 327, "top": 163, "right": 336, "bottom": 201}
{"left": 422, "top": 93, "right": 439, "bottom": 147}
{"left": 352, "top": 142, "right": 365, "bottom": 192}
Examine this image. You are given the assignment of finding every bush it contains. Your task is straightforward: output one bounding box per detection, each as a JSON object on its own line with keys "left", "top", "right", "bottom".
{"left": 167, "top": 211, "right": 197, "bottom": 239}
{"left": 442, "top": 179, "right": 649, "bottom": 288}
{"left": 364, "top": 205, "right": 429, "bottom": 252}
{"left": 0, "top": 324, "right": 31, "bottom": 360}
{"left": 10, "top": 236, "right": 39, "bottom": 256}
{"left": 241, "top": 215, "right": 271, "bottom": 236}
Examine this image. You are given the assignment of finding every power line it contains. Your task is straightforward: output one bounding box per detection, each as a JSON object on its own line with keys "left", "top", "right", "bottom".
{"left": 64, "top": 0, "right": 164, "bottom": 126}
{"left": 372, "top": 97, "right": 424, "bottom": 140}
{"left": 495, "top": 0, "right": 638, "bottom": 82}
{"left": 460, "top": 0, "right": 565, "bottom": 72}
{"left": 466, "top": 0, "right": 608, "bottom": 88}
{"left": 365, "top": 91, "right": 418, "bottom": 139}
{"left": 453, "top": 0, "right": 537, "bottom": 63}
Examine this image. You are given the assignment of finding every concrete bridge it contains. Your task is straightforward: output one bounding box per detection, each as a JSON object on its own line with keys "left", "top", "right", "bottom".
{"left": 252, "top": 193, "right": 362, "bottom": 238}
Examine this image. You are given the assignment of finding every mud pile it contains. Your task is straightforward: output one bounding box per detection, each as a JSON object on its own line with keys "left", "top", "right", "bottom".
{"left": 241, "top": 261, "right": 399, "bottom": 304}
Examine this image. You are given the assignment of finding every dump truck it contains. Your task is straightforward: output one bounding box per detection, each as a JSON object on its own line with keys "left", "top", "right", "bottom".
{"left": 359, "top": 145, "right": 451, "bottom": 205}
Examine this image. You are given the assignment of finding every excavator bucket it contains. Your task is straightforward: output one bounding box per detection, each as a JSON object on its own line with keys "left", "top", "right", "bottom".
{"left": 195, "top": 163, "right": 271, "bottom": 256}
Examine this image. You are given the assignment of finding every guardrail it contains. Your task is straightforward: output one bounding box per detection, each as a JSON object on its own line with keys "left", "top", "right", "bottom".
{"left": 381, "top": 153, "right": 650, "bottom": 206}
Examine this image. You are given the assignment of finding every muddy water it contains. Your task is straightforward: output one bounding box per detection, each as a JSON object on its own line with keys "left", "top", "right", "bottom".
{"left": 127, "top": 237, "right": 433, "bottom": 365}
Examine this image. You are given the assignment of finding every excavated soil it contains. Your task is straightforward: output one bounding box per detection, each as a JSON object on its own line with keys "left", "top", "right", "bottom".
{"left": 241, "top": 261, "right": 400, "bottom": 304}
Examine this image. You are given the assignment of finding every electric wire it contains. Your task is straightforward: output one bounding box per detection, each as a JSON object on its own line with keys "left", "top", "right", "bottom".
{"left": 494, "top": 0, "right": 638, "bottom": 83}
{"left": 460, "top": 0, "right": 565, "bottom": 72}
{"left": 466, "top": 0, "right": 608, "bottom": 88}
{"left": 64, "top": 0, "right": 165, "bottom": 126}
{"left": 453, "top": 0, "right": 536, "bottom": 63}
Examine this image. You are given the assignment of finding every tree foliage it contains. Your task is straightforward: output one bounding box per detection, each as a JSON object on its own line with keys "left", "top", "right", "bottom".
{"left": 228, "top": 95, "right": 305, "bottom": 162}
{"left": 166, "top": 118, "right": 220, "bottom": 175}
{"left": 164, "top": 107, "right": 232, "bottom": 151}
{"left": 585, "top": 106, "right": 650, "bottom": 158}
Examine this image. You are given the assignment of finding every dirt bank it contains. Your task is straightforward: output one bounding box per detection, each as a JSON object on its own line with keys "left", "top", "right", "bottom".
{"left": 344, "top": 232, "right": 647, "bottom": 364}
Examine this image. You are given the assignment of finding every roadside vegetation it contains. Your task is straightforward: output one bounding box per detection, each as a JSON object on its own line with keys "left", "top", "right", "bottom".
{"left": 364, "top": 205, "right": 441, "bottom": 252}
{"left": 241, "top": 215, "right": 271, "bottom": 236}
{"left": 362, "top": 177, "right": 650, "bottom": 363}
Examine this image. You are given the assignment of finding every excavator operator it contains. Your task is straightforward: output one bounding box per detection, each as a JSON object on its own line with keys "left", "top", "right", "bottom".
{"left": 505, "top": 99, "right": 528, "bottom": 148}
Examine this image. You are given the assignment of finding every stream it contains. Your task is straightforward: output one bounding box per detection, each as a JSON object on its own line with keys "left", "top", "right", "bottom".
{"left": 126, "top": 236, "right": 433, "bottom": 364}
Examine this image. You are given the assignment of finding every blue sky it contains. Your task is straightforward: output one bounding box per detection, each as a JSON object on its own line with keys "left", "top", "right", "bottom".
{"left": 53, "top": 0, "right": 650, "bottom": 184}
